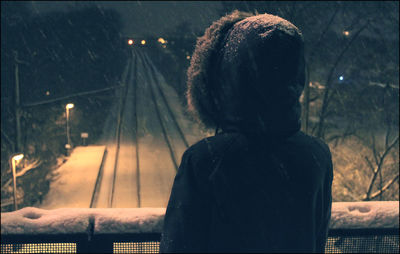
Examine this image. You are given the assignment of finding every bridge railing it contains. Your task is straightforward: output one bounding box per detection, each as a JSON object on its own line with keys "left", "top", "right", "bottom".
{"left": 1, "top": 201, "right": 398, "bottom": 253}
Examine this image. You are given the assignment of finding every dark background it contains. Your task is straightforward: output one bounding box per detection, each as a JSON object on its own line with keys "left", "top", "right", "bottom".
{"left": 1, "top": 1, "right": 398, "bottom": 211}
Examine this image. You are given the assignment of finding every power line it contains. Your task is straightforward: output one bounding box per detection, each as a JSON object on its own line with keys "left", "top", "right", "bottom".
{"left": 22, "top": 86, "right": 123, "bottom": 108}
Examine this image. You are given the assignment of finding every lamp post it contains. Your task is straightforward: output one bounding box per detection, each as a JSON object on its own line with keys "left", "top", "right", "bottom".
{"left": 10, "top": 153, "right": 24, "bottom": 211}
{"left": 66, "top": 103, "right": 74, "bottom": 152}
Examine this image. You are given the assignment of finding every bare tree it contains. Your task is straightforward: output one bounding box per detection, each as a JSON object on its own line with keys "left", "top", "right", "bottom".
{"left": 1, "top": 158, "right": 41, "bottom": 207}
{"left": 362, "top": 133, "right": 399, "bottom": 201}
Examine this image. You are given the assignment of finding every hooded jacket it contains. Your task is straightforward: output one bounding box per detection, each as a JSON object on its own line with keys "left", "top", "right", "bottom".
{"left": 160, "top": 11, "right": 333, "bottom": 253}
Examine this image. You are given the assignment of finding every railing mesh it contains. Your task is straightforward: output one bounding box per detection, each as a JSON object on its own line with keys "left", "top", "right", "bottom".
{"left": 1, "top": 235, "right": 399, "bottom": 253}
{"left": 113, "top": 242, "right": 160, "bottom": 253}
{"left": 325, "top": 235, "right": 399, "bottom": 253}
{"left": 0, "top": 243, "right": 76, "bottom": 254}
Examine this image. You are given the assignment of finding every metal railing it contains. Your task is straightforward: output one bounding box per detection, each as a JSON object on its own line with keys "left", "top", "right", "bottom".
{"left": 1, "top": 202, "right": 398, "bottom": 253}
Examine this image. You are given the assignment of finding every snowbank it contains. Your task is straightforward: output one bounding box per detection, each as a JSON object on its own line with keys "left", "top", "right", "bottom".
{"left": 330, "top": 201, "right": 399, "bottom": 229}
{"left": 1, "top": 202, "right": 398, "bottom": 235}
{"left": 1, "top": 207, "right": 166, "bottom": 235}
{"left": 40, "top": 145, "right": 107, "bottom": 209}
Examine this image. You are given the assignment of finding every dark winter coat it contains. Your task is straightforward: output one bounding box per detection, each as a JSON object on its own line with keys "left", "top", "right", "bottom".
{"left": 160, "top": 131, "right": 333, "bottom": 253}
{"left": 160, "top": 12, "right": 333, "bottom": 253}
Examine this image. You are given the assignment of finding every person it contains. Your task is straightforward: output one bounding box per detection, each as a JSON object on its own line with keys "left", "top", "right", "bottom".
{"left": 160, "top": 10, "right": 333, "bottom": 253}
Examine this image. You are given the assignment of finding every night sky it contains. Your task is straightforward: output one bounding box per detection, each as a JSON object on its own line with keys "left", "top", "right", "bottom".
{"left": 29, "top": 1, "right": 222, "bottom": 37}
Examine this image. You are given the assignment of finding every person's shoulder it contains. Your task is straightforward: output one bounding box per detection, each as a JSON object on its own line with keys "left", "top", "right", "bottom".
{"left": 287, "top": 131, "right": 332, "bottom": 166}
{"left": 176, "top": 133, "right": 243, "bottom": 187}
{"left": 298, "top": 131, "right": 331, "bottom": 157}
{"left": 185, "top": 132, "right": 243, "bottom": 160}
{"left": 180, "top": 132, "right": 244, "bottom": 176}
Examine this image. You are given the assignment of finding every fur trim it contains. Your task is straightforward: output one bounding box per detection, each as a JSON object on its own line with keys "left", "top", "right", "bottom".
{"left": 186, "top": 10, "right": 253, "bottom": 129}
{"left": 186, "top": 11, "right": 304, "bottom": 132}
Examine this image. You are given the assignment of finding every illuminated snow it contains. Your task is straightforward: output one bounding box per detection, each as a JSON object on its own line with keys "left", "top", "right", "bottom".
{"left": 236, "top": 13, "right": 301, "bottom": 37}
{"left": 1, "top": 202, "right": 397, "bottom": 235}
{"left": 36, "top": 51, "right": 207, "bottom": 210}
{"left": 330, "top": 201, "right": 399, "bottom": 229}
{"left": 1, "top": 207, "right": 166, "bottom": 234}
{"left": 93, "top": 51, "right": 207, "bottom": 208}
{"left": 39, "top": 146, "right": 106, "bottom": 209}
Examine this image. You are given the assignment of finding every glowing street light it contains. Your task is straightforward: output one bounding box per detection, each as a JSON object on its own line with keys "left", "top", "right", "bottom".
{"left": 10, "top": 153, "right": 24, "bottom": 210}
{"left": 339, "top": 76, "right": 344, "bottom": 81}
{"left": 66, "top": 103, "right": 74, "bottom": 110}
{"left": 343, "top": 31, "right": 350, "bottom": 36}
{"left": 157, "top": 37, "right": 166, "bottom": 44}
{"left": 128, "top": 39, "right": 134, "bottom": 45}
{"left": 66, "top": 103, "right": 74, "bottom": 153}
{"left": 141, "top": 40, "right": 146, "bottom": 45}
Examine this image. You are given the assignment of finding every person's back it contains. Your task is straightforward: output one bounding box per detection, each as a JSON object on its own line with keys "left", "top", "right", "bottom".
{"left": 160, "top": 11, "right": 333, "bottom": 253}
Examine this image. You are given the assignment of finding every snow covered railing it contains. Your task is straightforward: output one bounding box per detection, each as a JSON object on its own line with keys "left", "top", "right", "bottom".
{"left": 1, "top": 202, "right": 399, "bottom": 253}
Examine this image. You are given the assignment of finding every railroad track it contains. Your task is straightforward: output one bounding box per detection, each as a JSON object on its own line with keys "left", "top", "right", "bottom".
{"left": 89, "top": 49, "right": 191, "bottom": 208}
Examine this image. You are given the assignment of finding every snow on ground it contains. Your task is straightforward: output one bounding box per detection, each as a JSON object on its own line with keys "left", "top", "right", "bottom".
{"left": 93, "top": 207, "right": 165, "bottom": 234}
{"left": 1, "top": 207, "right": 165, "bottom": 235}
{"left": 39, "top": 146, "right": 106, "bottom": 209}
{"left": 91, "top": 50, "right": 207, "bottom": 208}
{"left": 2, "top": 202, "right": 397, "bottom": 235}
{"left": 330, "top": 201, "right": 399, "bottom": 229}
{"left": 1, "top": 207, "right": 89, "bottom": 234}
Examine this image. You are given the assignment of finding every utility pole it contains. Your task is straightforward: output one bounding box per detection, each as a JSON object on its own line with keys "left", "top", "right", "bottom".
{"left": 13, "top": 51, "right": 29, "bottom": 153}
{"left": 13, "top": 51, "right": 22, "bottom": 152}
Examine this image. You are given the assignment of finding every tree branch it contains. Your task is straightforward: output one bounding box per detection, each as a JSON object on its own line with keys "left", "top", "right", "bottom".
{"left": 364, "top": 156, "right": 375, "bottom": 173}
{"left": 363, "top": 174, "right": 399, "bottom": 201}
{"left": 371, "top": 135, "right": 379, "bottom": 166}
{"left": 1, "top": 128, "right": 15, "bottom": 151}
{"left": 365, "top": 135, "right": 399, "bottom": 200}
{"left": 16, "top": 159, "right": 41, "bottom": 177}
{"left": 310, "top": 4, "right": 340, "bottom": 60}
{"left": 316, "top": 20, "right": 370, "bottom": 138}
{"left": 1, "top": 159, "right": 41, "bottom": 191}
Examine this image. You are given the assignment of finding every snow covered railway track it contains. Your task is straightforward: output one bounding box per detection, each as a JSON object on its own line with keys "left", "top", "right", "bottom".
{"left": 90, "top": 148, "right": 108, "bottom": 208}
{"left": 90, "top": 49, "right": 201, "bottom": 209}
{"left": 89, "top": 54, "right": 140, "bottom": 209}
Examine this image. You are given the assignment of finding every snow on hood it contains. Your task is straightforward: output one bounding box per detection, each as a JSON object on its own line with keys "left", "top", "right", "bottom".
{"left": 1, "top": 202, "right": 398, "bottom": 235}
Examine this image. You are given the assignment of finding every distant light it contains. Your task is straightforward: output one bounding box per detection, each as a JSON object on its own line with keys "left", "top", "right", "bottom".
{"left": 186, "top": 55, "right": 191, "bottom": 60}
{"left": 12, "top": 154, "right": 24, "bottom": 162}
{"left": 141, "top": 40, "right": 146, "bottom": 45}
{"left": 66, "top": 103, "right": 74, "bottom": 109}
{"left": 162, "top": 45, "right": 166, "bottom": 48}
{"left": 65, "top": 144, "right": 71, "bottom": 149}
{"left": 339, "top": 76, "right": 344, "bottom": 81}
{"left": 128, "top": 39, "right": 134, "bottom": 45}
{"left": 158, "top": 38, "right": 166, "bottom": 44}
{"left": 343, "top": 31, "right": 350, "bottom": 36}
{"left": 45, "top": 90, "right": 50, "bottom": 96}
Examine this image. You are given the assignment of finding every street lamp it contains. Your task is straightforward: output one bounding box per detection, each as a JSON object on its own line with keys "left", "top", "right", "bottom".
{"left": 66, "top": 103, "right": 74, "bottom": 152}
{"left": 157, "top": 38, "right": 166, "bottom": 44}
{"left": 10, "top": 153, "right": 23, "bottom": 211}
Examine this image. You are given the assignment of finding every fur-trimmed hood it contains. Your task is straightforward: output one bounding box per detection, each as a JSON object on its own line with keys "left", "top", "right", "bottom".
{"left": 187, "top": 11, "right": 305, "bottom": 137}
